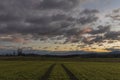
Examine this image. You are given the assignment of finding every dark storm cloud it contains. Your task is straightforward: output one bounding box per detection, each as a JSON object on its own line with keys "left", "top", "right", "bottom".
{"left": 0, "top": 13, "right": 20, "bottom": 22}
{"left": 105, "top": 31, "right": 120, "bottom": 40}
{"left": 26, "top": 14, "right": 75, "bottom": 25}
{"left": 37, "top": 0, "right": 79, "bottom": 11}
{"left": 81, "top": 8, "right": 120, "bottom": 44}
{"left": 0, "top": 5, "right": 5, "bottom": 10}
{"left": 78, "top": 15, "right": 98, "bottom": 25}
{"left": 0, "top": 0, "right": 100, "bottom": 44}
{"left": 0, "top": 11, "right": 98, "bottom": 35}
{"left": 78, "top": 9, "right": 99, "bottom": 25}
{"left": 81, "top": 25, "right": 120, "bottom": 44}
{"left": 80, "top": 9, "right": 99, "bottom": 15}
{"left": 90, "top": 36, "right": 104, "bottom": 43}
{"left": 89, "top": 25, "right": 110, "bottom": 34}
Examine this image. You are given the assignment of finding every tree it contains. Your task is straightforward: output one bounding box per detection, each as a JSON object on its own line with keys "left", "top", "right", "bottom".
{"left": 17, "top": 48, "right": 23, "bottom": 56}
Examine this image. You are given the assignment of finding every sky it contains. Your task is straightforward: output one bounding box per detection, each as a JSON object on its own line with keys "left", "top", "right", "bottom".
{"left": 0, "top": 0, "right": 120, "bottom": 52}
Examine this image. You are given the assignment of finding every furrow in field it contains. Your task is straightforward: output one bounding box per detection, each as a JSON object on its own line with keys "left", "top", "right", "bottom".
{"left": 64, "top": 62, "right": 120, "bottom": 80}
{"left": 48, "top": 64, "right": 70, "bottom": 80}
{"left": 61, "top": 64, "right": 79, "bottom": 80}
{"left": 40, "top": 63, "right": 56, "bottom": 80}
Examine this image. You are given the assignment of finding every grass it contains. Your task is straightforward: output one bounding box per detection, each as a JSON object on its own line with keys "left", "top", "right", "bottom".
{"left": 1, "top": 56, "right": 120, "bottom": 62}
{"left": 0, "top": 61, "right": 53, "bottom": 80}
{"left": 64, "top": 62, "right": 120, "bottom": 80}
{"left": 0, "top": 58, "right": 120, "bottom": 80}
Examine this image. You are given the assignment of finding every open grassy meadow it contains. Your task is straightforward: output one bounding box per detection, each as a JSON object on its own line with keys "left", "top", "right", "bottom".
{"left": 0, "top": 57, "right": 120, "bottom": 80}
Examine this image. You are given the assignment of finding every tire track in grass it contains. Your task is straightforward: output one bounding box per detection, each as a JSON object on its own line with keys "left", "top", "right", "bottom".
{"left": 61, "top": 64, "right": 79, "bottom": 80}
{"left": 40, "top": 64, "right": 56, "bottom": 80}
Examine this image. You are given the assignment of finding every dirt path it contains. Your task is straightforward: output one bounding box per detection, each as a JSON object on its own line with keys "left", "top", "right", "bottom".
{"left": 61, "top": 64, "right": 79, "bottom": 80}
{"left": 40, "top": 64, "right": 56, "bottom": 80}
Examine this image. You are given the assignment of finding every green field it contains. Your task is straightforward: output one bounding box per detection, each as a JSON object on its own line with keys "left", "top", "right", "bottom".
{"left": 0, "top": 58, "right": 120, "bottom": 80}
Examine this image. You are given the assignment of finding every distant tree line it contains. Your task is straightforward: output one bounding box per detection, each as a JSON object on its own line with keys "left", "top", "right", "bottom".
{"left": 0, "top": 49, "right": 120, "bottom": 58}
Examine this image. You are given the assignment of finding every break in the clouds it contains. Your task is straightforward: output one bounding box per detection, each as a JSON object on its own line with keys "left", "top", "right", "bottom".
{"left": 0, "top": 0, "right": 119, "bottom": 52}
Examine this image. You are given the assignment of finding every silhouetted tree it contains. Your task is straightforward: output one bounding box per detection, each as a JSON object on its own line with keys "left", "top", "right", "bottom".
{"left": 17, "top": 48, "right": 23, "bottom": 56}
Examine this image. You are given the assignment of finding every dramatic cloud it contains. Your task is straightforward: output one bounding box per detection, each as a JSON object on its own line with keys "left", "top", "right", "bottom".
{"left": 37, "top": 0, "right": 79, "bottom": 11}
{"left": 89, "top": 25, "right": 110, "bottom": 34}
{"left": 79, "top": 25, "right": 120, "bottom": 44}
{"left": 0, "top": 0, "right": 99, "bottom": 43}
{"left": 0, "top": 0, "right": 119, "bottom": 52}
{"left": 0, "top": 35, "right": 30, "bottom": 43}
{"left": 105, "top": 31, "right": 120, "bottom": 40}
{"left": 106, "top": 8, "right": 120, "bottom": 20}
{"left": 78, "top": 9, "right": 99, "bottom": 25}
